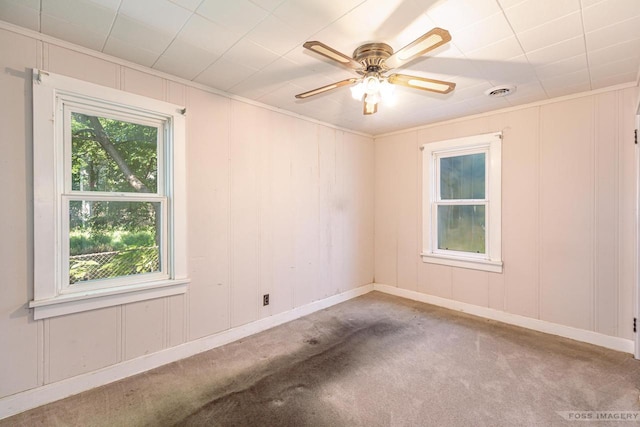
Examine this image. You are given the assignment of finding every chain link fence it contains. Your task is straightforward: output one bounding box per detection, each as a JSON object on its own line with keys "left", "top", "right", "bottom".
{"left": 69, "top": 246, "right": 160, "bottom": 284}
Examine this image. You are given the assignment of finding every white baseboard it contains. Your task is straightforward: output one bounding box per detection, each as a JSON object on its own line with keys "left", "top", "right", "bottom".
{"left": 2, "top": 282, "right": 633, "bottom": 420}
{"left": 373, "top": 283, "right": 634, "bottom": 354}
{"left": 0, "top": 284, "right": 373, "bottom": 420}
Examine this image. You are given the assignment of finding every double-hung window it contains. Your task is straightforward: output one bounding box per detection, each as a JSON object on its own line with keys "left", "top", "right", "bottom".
{"left": 31, "top": 70, "right": 189, "bottom": 319}
{"left": 421, "top": 132, "right": 502, "bottom": 273}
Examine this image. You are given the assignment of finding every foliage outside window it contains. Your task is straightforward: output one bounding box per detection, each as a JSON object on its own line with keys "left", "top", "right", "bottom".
{"left": 422, "top": 133, "right": 502, "bottom": 273}
{"left": 31, "top": 69, "right": 188, "bottom": 320}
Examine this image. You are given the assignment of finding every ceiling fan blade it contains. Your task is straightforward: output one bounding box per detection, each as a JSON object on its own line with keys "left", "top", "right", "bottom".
{"left": 295, "top": 78, "right": 359, "bottom": 99}
{"left": 384, "top": 28, "right": 451, "bottom": 70}
{"left": 388, "top": 74, "right": 455, "bottom": 94}
{"left": 303, "top": 41, "right": 363, "bottom": 71}
{"left": 363, "top": 100, "right": 378, "bottom": 115}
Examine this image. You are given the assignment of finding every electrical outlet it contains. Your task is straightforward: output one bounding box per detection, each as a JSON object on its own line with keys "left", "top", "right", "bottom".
{"left": 263, "top": 294, "right": 269, "bottom": 306}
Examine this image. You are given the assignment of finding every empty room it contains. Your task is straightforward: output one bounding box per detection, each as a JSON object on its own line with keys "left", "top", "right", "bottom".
{"left": 1, "top": 0, "right": 640, "bottom": 425}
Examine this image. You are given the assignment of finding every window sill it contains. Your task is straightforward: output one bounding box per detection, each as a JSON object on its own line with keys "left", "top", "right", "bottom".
{"left": 29, "top": 278, "right": 190, "bottom": 320}
{"left": 421, "top": 253, "right": 503, "bottom": 273}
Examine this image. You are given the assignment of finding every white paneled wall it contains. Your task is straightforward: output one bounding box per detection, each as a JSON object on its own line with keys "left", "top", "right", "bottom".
{"left": 0, "top": 27, "right": 374, "bottom": 399}
{"left": 374, "top": 87, "right": 638, "bottom": 341}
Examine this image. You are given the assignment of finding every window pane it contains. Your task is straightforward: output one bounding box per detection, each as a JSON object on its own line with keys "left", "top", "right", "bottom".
{"left": 437, "top": 205, "right": 485, "bottom": 253}
{"left": 440, "top": 153, "right": 485, "bottom": 199}
{"left": 71, "top": 112, "right": 158, "bottom": 193}
{"left": 69, "top": 200, "right": 161, "bottom": 284}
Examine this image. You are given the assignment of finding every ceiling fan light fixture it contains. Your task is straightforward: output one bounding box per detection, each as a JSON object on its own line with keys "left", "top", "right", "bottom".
{"left": 363, "top": 74, "right": 381, "bottom": 95}
{"left": 397, "top": 34, "right": 443, "bottom": 61}
{"left": 379, "top": 79, "right": 395, "bottom": 103}
{"left": 311, "top": 45, "right": 350, "bottom": 63}
{"left": 350, "top": 81, "right": 365, "bottom": 100}
{"left": 407, "top": 78, "right": 450, "bottom": 92}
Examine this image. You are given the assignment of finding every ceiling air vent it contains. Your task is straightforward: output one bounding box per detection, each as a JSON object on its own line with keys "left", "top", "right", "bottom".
{"left": 485, "top": 85, "right": 516, "bottom": 97}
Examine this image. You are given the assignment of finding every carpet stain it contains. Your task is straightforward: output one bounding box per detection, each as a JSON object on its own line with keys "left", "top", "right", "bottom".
{"left": 174, "top": 321, "right": 405, "bottom": 426}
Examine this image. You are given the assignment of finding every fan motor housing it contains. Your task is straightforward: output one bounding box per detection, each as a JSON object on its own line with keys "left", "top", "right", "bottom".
{"left": 353, "top": 43, "right": 394, "bottom": 72}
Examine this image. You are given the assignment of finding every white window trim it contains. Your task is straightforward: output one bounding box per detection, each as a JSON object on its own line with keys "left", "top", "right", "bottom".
{"left": 30, "top": 69, "right": 189, "bottom": 320}
{"left": 421, "top": 132, "right": 502, "bottom": 273}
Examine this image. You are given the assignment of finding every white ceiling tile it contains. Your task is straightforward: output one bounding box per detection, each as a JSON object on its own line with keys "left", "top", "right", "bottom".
{"left": 582, "top": 0, "right": 640, "bottom": 33}
{"left": 591, "top": 71, "right": 637, "bottom": 89}
{"left": 222, "top": 39, "right": 279, "bottom": 70}
{"left": 42, "top": 0, "right": 116, "bottom": 35}
{"left": 588, "top": 38, "right": 640, "bottom": 67}
{"left": 0, "top": 0, "right": 40, "bottom": 31}
{"left": 196, "top": 0, "right": 268, "bottom": 34}
{"left": 452, "top": 12, "right": 514, "bottom": 53}
{"left": 589, "top": 57, "right": 639, "bottom": 81}
{"left": 103, "top": 36, "right": 160, "bottom": 67}
{"left": 516, "top": 11, "right": 582, "bottom": 52}
{"left": 153, "top": 39, "right": 219, "bottom": 80}
{"left": 169, "top": 0, "right": 202, "bottom": 12}
{"left": 497, "top": 0, "right": 526, "bottom": 8}
{"left": 249, "top": 0, "right": 285, "bottom": 12}
{"left": 535, "top": 53, "right": 587, "bottom": 80}
{"left": 41, "top": 13, "right": 107, "bottom": 51}
{"left": 580, "top": 0, "right": 604, "bottom": 6}
{"left": 427, "top": 0, "right": 501, "bottom": 32}
{"left": 464, "top": 36, "right": 525, "bottom": 61}
{"left": 285, "top": 45, "right": 347, "bottom": 74}
{"left": 87, "top": 0, "right": 120, "bottom": 10}
{"left": 539, "top": 68, "right": 590, "bottom": 91}
{"left": 229, "top": 57, "right": 297, "bottom": 98}
{"left": 545, "top": 81, "right": 591, "bottom": 97}
{"left": 319, "top": 0, "right": 403, "bottom": 45}
{"left": 502, "top": 80, "right": 547, "bottom": 104}
{"left": 585, "top": 16, "right": 640, "bottom": 52}
{"left": 195, "top": 57, "right": 258, "bottom": 90}
{"left": 108, "top": 14, "right": 174, "bottom": 54}
{"left": 119, "top": 0, "right": 192, "bottom": 34}
{"left": 273, "top": 0, "right": 363, "bottom": 35}
{"left": 525, "top": 36, "right": 585, "bottom": 65}
{"left": 389, "top": 13, "right": 438, "bottom": 49}
{"left": 178, "top": 14, "right": 242, "bottom": 56}
{"left": 482, "top": 55, "right": 537, "bottom": 84}
{"left": 246, "top": 14, "right": 307, "bottom": 56}
{"left": 503, "top": 0, "right": 580, "bottom": 33}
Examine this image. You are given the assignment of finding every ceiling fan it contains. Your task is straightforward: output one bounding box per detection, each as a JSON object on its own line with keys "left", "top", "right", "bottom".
{"left": 295, "top": 28, "right": 456, "bottom": 115}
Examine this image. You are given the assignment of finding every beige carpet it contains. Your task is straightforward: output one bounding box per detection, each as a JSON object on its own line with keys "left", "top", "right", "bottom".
{"left": 3, "top": 292, "right": 640, "bottom": 426}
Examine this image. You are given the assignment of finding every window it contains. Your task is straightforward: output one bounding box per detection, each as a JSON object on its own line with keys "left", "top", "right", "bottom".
{"left": 31, "top": 69, "right": 189, "bottom": 319}
{"left": 421, "top": 132, "right": 502, "bottom": 273}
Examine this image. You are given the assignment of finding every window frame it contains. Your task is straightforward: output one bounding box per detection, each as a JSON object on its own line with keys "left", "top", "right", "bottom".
{"left": 421, "top": 132, "right": 503, "bottom": 273}
{"left": 30, "top": 69, "right": 189, "bottom": 320}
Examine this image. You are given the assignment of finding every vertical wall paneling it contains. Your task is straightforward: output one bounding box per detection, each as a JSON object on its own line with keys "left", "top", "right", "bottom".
{"left": 0, "top": 27, "right": 376, "bottom": 401}
{"left": 187, "top": 88, "right": 231, "bottom": 340}
{"left": 230, "top": 101, "right": 261, "bottom": 327}
{"left": 374, "top": 135, "right": 402, "bottom": 285}
{"left": 292, "top": 120, "right": 321, "bottom": 307}
{"left": 594, "top": 91, "right": 619, "bottom": 336}
{"left": 47, "top": 45, "right": 118, "bottom": 89}
{"left": 123, "top": 299, "right": 166, "bottom": 360}
{"left": 257, "top": 112, "right": 274, "bottom": 319}
{"left": 618, "top": 88, "right": 637, "bottom": 340}
{"left": 396, "top": 133, "right": 419, "bottom": 291}
{"left": 270, "top": 114, "right": 296, "bottom": 314}
{"left": 375, "top": 87, "right": 635, "bottom": 341}
{"left": 318, "top": 126, "right": 336, "bottom": 299}
{"left": 539, "top": 97, "right": 594, "bottom": 330}
{"left": 121, "top": 68, "right": 164, "bottom": 101}
{"left": 47, "top": 308, "right": 119, "bottom": 383}
{"left": 452, "top": 268, "right": 489, "bottom": 307}
{"left": 0, "top": 29, "right": 41, "bottom": 397}
{"left": 331, "top": 131, "right": 348, "bottom": 293}
{"left": 502, "top": 108, "right": 540, "bottom": 318}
